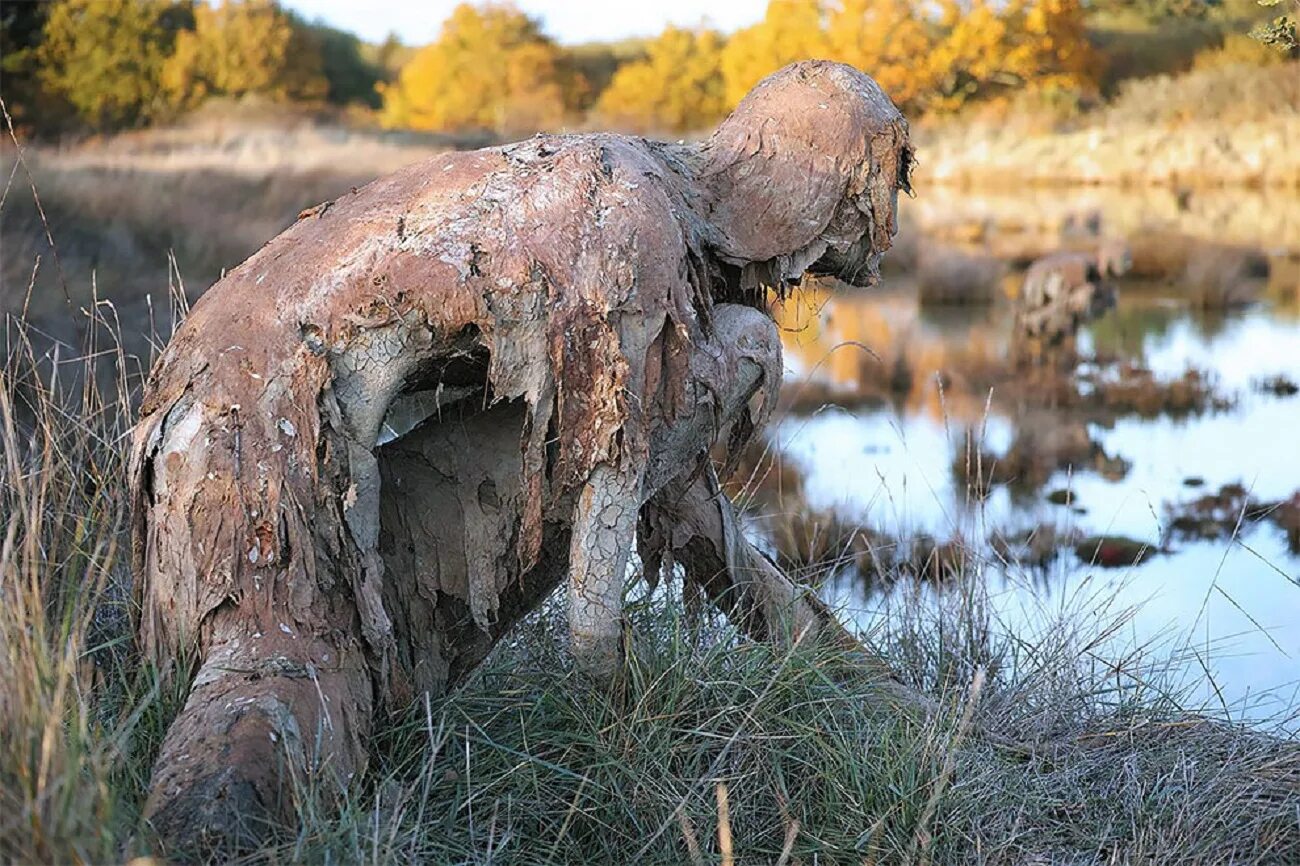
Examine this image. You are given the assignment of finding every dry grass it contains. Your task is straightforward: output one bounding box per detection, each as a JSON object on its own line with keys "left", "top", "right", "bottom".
{"left": 1184, "top": 246, "right": 1272, "bottom": 309}
{"left": 1, "top": 114, "right": 455, "bottom": 345}
{"left": 916, "top": 61, "right": 1300, "bottom": 189}
{"left": 1102, "top": 59, "right": 1300, "bottom": 129}
{"left": 915, "top": 245, "right": 1006, "bottom": 306}
{"left": 0, "top": 305, "right": 179, "bottom": 863}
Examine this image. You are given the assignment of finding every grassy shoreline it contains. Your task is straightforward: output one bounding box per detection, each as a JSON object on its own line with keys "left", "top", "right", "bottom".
{"left": 1, "top": 312, "right": 1298, "bottom": 864}
{"left": 912, "top": 62, "right": 1300, "bottom": 191}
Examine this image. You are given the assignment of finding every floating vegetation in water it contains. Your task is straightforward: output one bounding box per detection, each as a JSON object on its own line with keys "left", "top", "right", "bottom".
{"left": 1271, "top": 494, "right": 1300, "bottom": 555}
{"left": 1074, "top": 534, "right": 1159, "bottom": 568}
{"left": 1160, "top": 483, "right": 1300, "bottom": 555}
{"left": 1163, "top": 482, "right": 1270, "bottom": 543}
{"left": 1046, "top": 488, "right": 1075, "bottom": 505}
{"left": 991, "top": 523, "right": 1084, "bottom": 569}
{"left": 953, "top": 419, "right": 1131, "bottom": 497}
{"left": 1077, "top": 363, "right": 1233, "bottom": 419}
{"left": 1253, "top": 373, "right": 1300, "bottom": 398}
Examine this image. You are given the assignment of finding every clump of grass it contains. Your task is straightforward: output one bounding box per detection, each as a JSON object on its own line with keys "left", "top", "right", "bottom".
{"left": 0, "top": 307, "right": 186, "bottom": 863}
{"left": 915, "top": 245, "right": 1006, "bottom": 307}
{"left": 1184, "top": 246, "right": 1271, "bottom": 309}
{"left": 227, "top": 565, "right": 1300, "bottom": 865}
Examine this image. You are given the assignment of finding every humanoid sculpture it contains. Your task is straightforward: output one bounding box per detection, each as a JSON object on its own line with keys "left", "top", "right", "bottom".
{"left": 129, "top": 60, "right": 913, "bottom": 854}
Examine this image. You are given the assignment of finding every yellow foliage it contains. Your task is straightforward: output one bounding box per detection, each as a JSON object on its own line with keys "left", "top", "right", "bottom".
{"left": 162, "top": 0, "right": 326, "bottom": 110}
{"left": 928, "top": 0, "right": 1098, "bottom": 112}
{"left": 721, "top": 0, "right": 828, "bottom": 107}
{"left": 824, "top": 0, "right": 937, "bottom": 107}
{"left": 595, "top": 27, "right": 727, "bottom": 133}
{"left": 38, "top": 0, "right": 185, "bottom": 129}
{"left": 718, "top": 0, "right": 1098, "bottom": 116}
{"left": 379, "top": 3, "right": 581, "bottom": 134}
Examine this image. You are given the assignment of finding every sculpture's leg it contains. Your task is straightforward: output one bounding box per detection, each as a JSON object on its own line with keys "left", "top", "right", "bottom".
{"left": 630, "top": 303, "right": 903, "bottom": 688}
{"left": 133, "top": 397, "right": 378, "bottom": 860}
{"left": 567, "top": 460, "right": 644, "bottom": 681}
{"left": 644, "top": 467, "right": 853, "bottom": 649}
{"left": 144, "top": 619, "right": 372, "bottom": 858}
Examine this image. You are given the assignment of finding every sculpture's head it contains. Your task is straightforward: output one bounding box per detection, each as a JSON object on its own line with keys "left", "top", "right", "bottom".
{"left": 701, "top": 60, "right": 913, "bottom": 290}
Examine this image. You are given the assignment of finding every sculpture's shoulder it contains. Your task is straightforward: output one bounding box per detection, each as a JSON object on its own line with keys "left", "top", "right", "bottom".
{"left": 142, "top": 133, "right": 710, "bottom": 412}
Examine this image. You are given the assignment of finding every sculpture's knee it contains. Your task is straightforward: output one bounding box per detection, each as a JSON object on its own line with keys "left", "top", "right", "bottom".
{"left": 707, "top": 303, "right": 783, "bottom": 422}
{"left": 646, "top": 305, "right": 782, "bottom": 492}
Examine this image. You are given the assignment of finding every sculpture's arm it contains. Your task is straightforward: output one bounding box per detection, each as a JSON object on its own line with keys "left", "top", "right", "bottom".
{"left": 567, "top": 302, "right": 781, "bottom": 681}
{"left": 568, "top": 459, "right": 645, "bottom": 680}
{"left": 643, "top": 466, "right": 926, "bottom": 713}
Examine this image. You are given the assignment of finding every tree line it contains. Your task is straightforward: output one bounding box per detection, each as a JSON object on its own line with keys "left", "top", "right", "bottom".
{"left": 2, "top": 0, "right": 396, "bottom": 133}
{"left": 1, "top": 0, "right": 1289, "bottom": 138}
{"left": 380, "top": 0, "right": 1103, "bottom": 134}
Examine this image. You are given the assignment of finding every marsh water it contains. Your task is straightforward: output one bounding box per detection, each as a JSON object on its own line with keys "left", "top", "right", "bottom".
{"left": 10, "top": 146, "right": 1299, "bottom": 726}
{"left": 762, "top": 186, "right": 1300, "bottom": 727}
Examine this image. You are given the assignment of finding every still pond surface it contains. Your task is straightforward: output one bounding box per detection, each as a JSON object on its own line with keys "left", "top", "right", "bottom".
{"left": 761, "top": 187, "right": 1300, "bottom": 727}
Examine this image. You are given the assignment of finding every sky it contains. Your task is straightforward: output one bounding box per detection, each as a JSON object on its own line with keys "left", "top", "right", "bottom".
{"left": 280, "top": 0, "right": 769, "bottom": 46}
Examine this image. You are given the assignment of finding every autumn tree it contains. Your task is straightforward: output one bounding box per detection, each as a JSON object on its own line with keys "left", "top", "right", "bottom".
{"left": 38, "top": 0, "right": 191, "bottom": 129}
{"left": 293, "top": 17, "right": 386, "bottom": 107}
{"left": 1015, "top": 0, "right": 1102, "bottom": 93}
{"left": 823, "top": 0, "right": 937, "bottom": 108}
{"left": 721, "top": 0, "right": 828, "bottom": 107}
{"left": 721, "top": 0, "right": 939, "bottom": 112}
{"left": 716, "top": 0, "right": 1097, "bottom": 118}
{"left": 569, "top": 39, "right": 650, "bottom": 112}
{"left": 379, "top": 3, "right": 582, "bottom": 135}
{"left": 595, "top": 27, "right": 727, "bottom": 133}
{"left": 0, "top": 2, "right": 68, "bottom": 132}
{"left": 162, "top": 0, "right": 327, "bottom": 110}
{"left": 926, "top": 0, "right": 1098, "bottom": 112}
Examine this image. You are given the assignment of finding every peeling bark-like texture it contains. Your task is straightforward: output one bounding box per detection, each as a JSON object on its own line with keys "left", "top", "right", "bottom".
{"left": 129, "top": 60, "right": 912, "bottom": 856}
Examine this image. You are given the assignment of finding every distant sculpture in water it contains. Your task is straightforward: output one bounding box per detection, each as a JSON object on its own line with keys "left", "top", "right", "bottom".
{"left": 128, "top": 61, "right": 913, "bottom": 857}
{"left": 1015, "top": 239, "right": 1131, "bottom": 353}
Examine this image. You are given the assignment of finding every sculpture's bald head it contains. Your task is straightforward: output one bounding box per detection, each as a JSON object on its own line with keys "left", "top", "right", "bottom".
{"left": 701, "top": 60, "right": 912, "bottom": 288}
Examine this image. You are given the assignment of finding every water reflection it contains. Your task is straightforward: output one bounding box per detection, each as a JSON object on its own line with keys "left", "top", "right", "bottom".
{"left": 757, "top": 199, "right": 1300, "bottom": 725}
